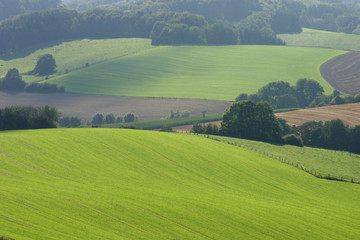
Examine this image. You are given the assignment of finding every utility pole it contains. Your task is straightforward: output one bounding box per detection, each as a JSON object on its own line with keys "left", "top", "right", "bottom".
{"left": 201, "top": 111, "right": 207, "bottom": 129}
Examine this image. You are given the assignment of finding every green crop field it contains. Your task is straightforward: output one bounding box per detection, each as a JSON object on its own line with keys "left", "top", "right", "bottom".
{"left": 206, "top": 135, "right": 360, "bottom": 182}
{"left": 0, "top": 38, "right": 154, "bottom": 82}
{"left": 1, "top": 129, "right": 360, "bottom": 239}
{"left": 47, "top": 45, "right": 344, "bottom": 101}
{"left": 279, "top": 28, "right": 360, "bottom": 51}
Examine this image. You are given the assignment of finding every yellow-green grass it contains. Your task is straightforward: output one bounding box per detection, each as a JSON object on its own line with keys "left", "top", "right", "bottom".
{"left": 279, "top": 28, "right": 360, "bottom": 51}
{"left": 206, "top": 135, "right": 360, "bottom": 182}
{"left": 0, "top": 38, "right": 154, "bottom": 82}
{"left": 47, "top": 45, "right": 344, "bottom": 101}
{"left": 1, "top": 128, "right": 360, "bottom": 239}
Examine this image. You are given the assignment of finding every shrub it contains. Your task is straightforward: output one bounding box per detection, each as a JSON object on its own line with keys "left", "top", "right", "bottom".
{"left": 105, "top": 113, "right": 115, "bottom": 124}
{"left": 282, "top": 134, "right": 304, "bottom": 147}
{"left": 191, "top": 123, "right": 205, "bottom": 134}
{"left": 160, "top": 125, "right": 173, "bottom": 132}
{"left": 116, "top": 115, "right": 123, "bottom": 123}
{"left": 330, "top": 95, "right": 345, "bottom": 105}
{"left": 355, "top": 93, "right": 360, "bottom": 102}
{"left": 92, "top": 113, "right": 104, "bottom": 124}
{"left": 25, "top": 82, "right": 65, "bottom": 93}
{"left": 59, "top": 116, "right": 81, "bottom": 128}
{"left": 2, "top": 68, "right": 26, "bottom": 91}
{"left": 124, "top": 112, "right": 137, "bottom": 123}
{"left": 33, "top": 54, "right": 57, "bottom": 75}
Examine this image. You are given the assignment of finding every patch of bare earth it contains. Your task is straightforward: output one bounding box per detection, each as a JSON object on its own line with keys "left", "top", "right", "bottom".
{"left": 321, "top": 51, "right": 360, "bottom": 95}
{"left": 0, "top": 92, "right": 231, "bottom": 123}
{"left": 276, "top": 103, "right": 360, "bottom": 127}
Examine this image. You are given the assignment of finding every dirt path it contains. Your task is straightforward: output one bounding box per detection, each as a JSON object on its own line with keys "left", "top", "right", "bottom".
{"left": 321, "top": 51, "right": 360, "bottom": 95}
{"left": 0, "top": 92, "right": 231, "bottom": 123}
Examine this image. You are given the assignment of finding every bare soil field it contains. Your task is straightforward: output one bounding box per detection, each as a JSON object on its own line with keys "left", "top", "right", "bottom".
{"left": 0, "top": 92, "right": 231, "bottom": 123}
{"left": 276, "top": 103, "right": 360, "bottom": 127}
{"left": 173, "top": 103, "right": 360, "bottom": 132}
{"left": 321, "top": 51, "right": 360, "bottom": 95}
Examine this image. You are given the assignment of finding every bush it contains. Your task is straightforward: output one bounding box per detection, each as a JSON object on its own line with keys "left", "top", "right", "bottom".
{"left": 25, "top": 82, "right": 65, "bottom": 93}
{"left": 330, "top": 95, "right": 345, "bottom": 105}
{"left": 124, "top": 112, "right": 138, "bottom": 123}
{"left": 2, "top": 68, "right": 26, "bottom": 91}
{"left": 160, "top": 125, "right": 173, "bottom": 132}
{"left": 33, "top": 54, "right": 57, "bottom": 76}
{"left": 169, "top": 110, "right": 191, "bottom": 119}
{"left": 355, "top": 93, "right": 360, "bottom": 102}
{"left": 191, "top": 123, "right": 205, "bottom": 134}
{"left": 59, "top": 116, "right": 81, "bottom": 128}
{"left": 92, "top": 113, "right": 104, "bottom": 124}
{"left": 116, "top": 115, "right": 123, "bottom": 123}
{"left": 105, "top": 113, "right": 115, "bottom": 124}
{"left": 282, "top": 134, "right": 304, "bottom": 147}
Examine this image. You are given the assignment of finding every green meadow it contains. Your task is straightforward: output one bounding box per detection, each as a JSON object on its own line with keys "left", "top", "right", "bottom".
{"left": 48, "top": 45, "right": 344, "bottom": 100}
{"left": 1, "top": 129, "right": 360, "bottom": 239}
{"left": 0, "top": 38, "right": 154, "bottom": 82}
{"left": 279, "top": 28, "right": 360, "bottom": 51}
{"left": 206, "top": 135, "right": 360, "bottom": 182}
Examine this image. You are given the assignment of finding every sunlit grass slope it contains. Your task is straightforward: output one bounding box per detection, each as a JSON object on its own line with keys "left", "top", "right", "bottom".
{"left": 206, "top": 135, "right": 360, "bottom": 182}
{"left": 1, "top": 129, "right": 360, "bottom": 239}
{"left": 48, "top": 45, "right": 344, "bottom": 100}
{"left": 279, "top": 28, "right": 360, "bottom": 51}
{"left": 0, "top": 38, "right": 154, "bottom": 82}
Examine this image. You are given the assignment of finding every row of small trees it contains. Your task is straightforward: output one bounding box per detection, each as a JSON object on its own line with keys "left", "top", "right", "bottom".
{"left": 91, "top": 112, "right": 138, "bottom": 125}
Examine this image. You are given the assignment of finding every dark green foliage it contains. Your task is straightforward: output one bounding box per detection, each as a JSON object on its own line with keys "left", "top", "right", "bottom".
{"left": 0, "top": 0, "right": 61, "bottom": 21}
{"left": 60, "top": 116, "right": 81, "bottom": 128}
{"left": 330, "top": 95, "right": 345, "bottom": 105}
{"left": 235, "top": 93, "right": 248, "bottom": 102}
{"left": 105, "top": 113, "right": 115, "bottom": 124}
{"left": 282, "top": 134, "right": 304, "bottom": 147}
{"left": 191, "top": 123, "right": 204, "bottom": 134}
{"left": 271, "top": 10, "right": 302, "bottom": 34}
{"left": 354, "top": 93, "right": 360, "bottom": 102}
{"left": 0, "top": 105, "right": 59, "bottom": 130}
{"left": 238, "top": 11, "right": 285, "bottom": 45}
{"left": 116, "top": 115, "right": 123, "bottom": 123}
{"left": 160, "top": 125, "right": 173, "bottom": 132}
{"left": 278, "top": 118, "right": 291, "bottom": 136}
{"left": 1, "top": 68, "right": 26, "bottom": 91}
{"left": 206, "top": 23, "right": 240, "bottom": 45}
{"left": 25, "top": 82, "right": 64, "bottom": 93}
{"left": 191, "top": 123, "right": 219, "bottom": 135}
{"left": 92, "top": 113, "right": 104, "bottom": 124}
{"left": 295, "top": 78, "right": 324, "bottom": 108}
{"left": 221, "top": 101, "right": 282, "bottom": 142}
{"left": 124, "top": 112, "right": 137, "bottom": 123}
{"left": 33, "top": 54, "right": 57, "bottom": 75}
{"left": 290, "top": 119, "right": 360, "bottom": 154}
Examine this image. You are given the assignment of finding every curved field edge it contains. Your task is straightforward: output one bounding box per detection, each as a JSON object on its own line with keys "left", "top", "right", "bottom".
{"left": 320, "top": 51, "right": 360, "bottom": 95}
{"left": 278, "top": 28, "right": 360, "bottom": 51}
{"left": 0, "top": 38, "right": 155, "bottom": 83}
{"left": 47, "top": 45, "right": 345, "bottom": 101}
{"left": 0, "top": 128, "right": 360, "bottom": 239}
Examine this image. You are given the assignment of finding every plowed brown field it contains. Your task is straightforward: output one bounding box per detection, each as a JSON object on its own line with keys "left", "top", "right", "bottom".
{"left": 321, "top": 51, "right": 360, "bottom": 95}
{"left": 0, "top": 92, "right": 231, "bottom": 123}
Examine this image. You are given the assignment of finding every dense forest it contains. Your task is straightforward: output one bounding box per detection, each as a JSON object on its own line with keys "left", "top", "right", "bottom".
{"left": 0, "top": 0, "right": 62, "bottom": 20}
{"left": 1, "top": 0, "right": 360, "bottom": 55}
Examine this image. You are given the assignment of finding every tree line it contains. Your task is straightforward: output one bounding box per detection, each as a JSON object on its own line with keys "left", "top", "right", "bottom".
{"left": 0, "top": 105, "right": 59, "bottom": 130}
{"left": 236, "top": 79, "right": 360, "bottom": 110}
{"left": 192, "top": 100, "right": 360, "bottom": 154}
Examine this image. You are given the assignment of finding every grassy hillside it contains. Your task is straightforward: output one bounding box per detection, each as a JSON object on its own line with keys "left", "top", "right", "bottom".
{"left": 47, "top": 45, "right": 344, "bottom": 101}
{"left": 279, "top": 28, "right": 360, "bottom": 51}
{"left": 1, "top": 129, "right": 360, "bottom": 239}
{"left": 0, "top": 38, "right": 154, "bottom": 82}
{"left": 206, "top": 135, "right": 360, "bottom": 182}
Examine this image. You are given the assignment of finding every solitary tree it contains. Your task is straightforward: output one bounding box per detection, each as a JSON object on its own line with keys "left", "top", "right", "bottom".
{"left": 221, "top": 100, "right": 282, "bottom": 142}
{"left": 33, "top": 54, "right": 57, "bottom": 75}
{"left": 2, "top": 68, "right": 26, "bottom": 91}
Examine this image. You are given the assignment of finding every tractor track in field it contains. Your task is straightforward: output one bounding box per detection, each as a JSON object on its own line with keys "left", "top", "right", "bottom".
{"left": 321, "top": 51, "right": 360, "bottom": 95}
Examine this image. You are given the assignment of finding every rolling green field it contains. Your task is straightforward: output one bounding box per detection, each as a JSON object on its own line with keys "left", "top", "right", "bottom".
{"left": 0, "top": 38, "right": 154, "bottom": 82}
{"left": 1, "top": 128, "right": 360, "bottom": 239}
{"left": 279, "top": 28, "right": 360, "bottom": 51}
{"left": 206, "top": 135, "right": 360, "bottom": 182}
{"left": 47, "top": 45, "right": 344, "bottom": 100}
